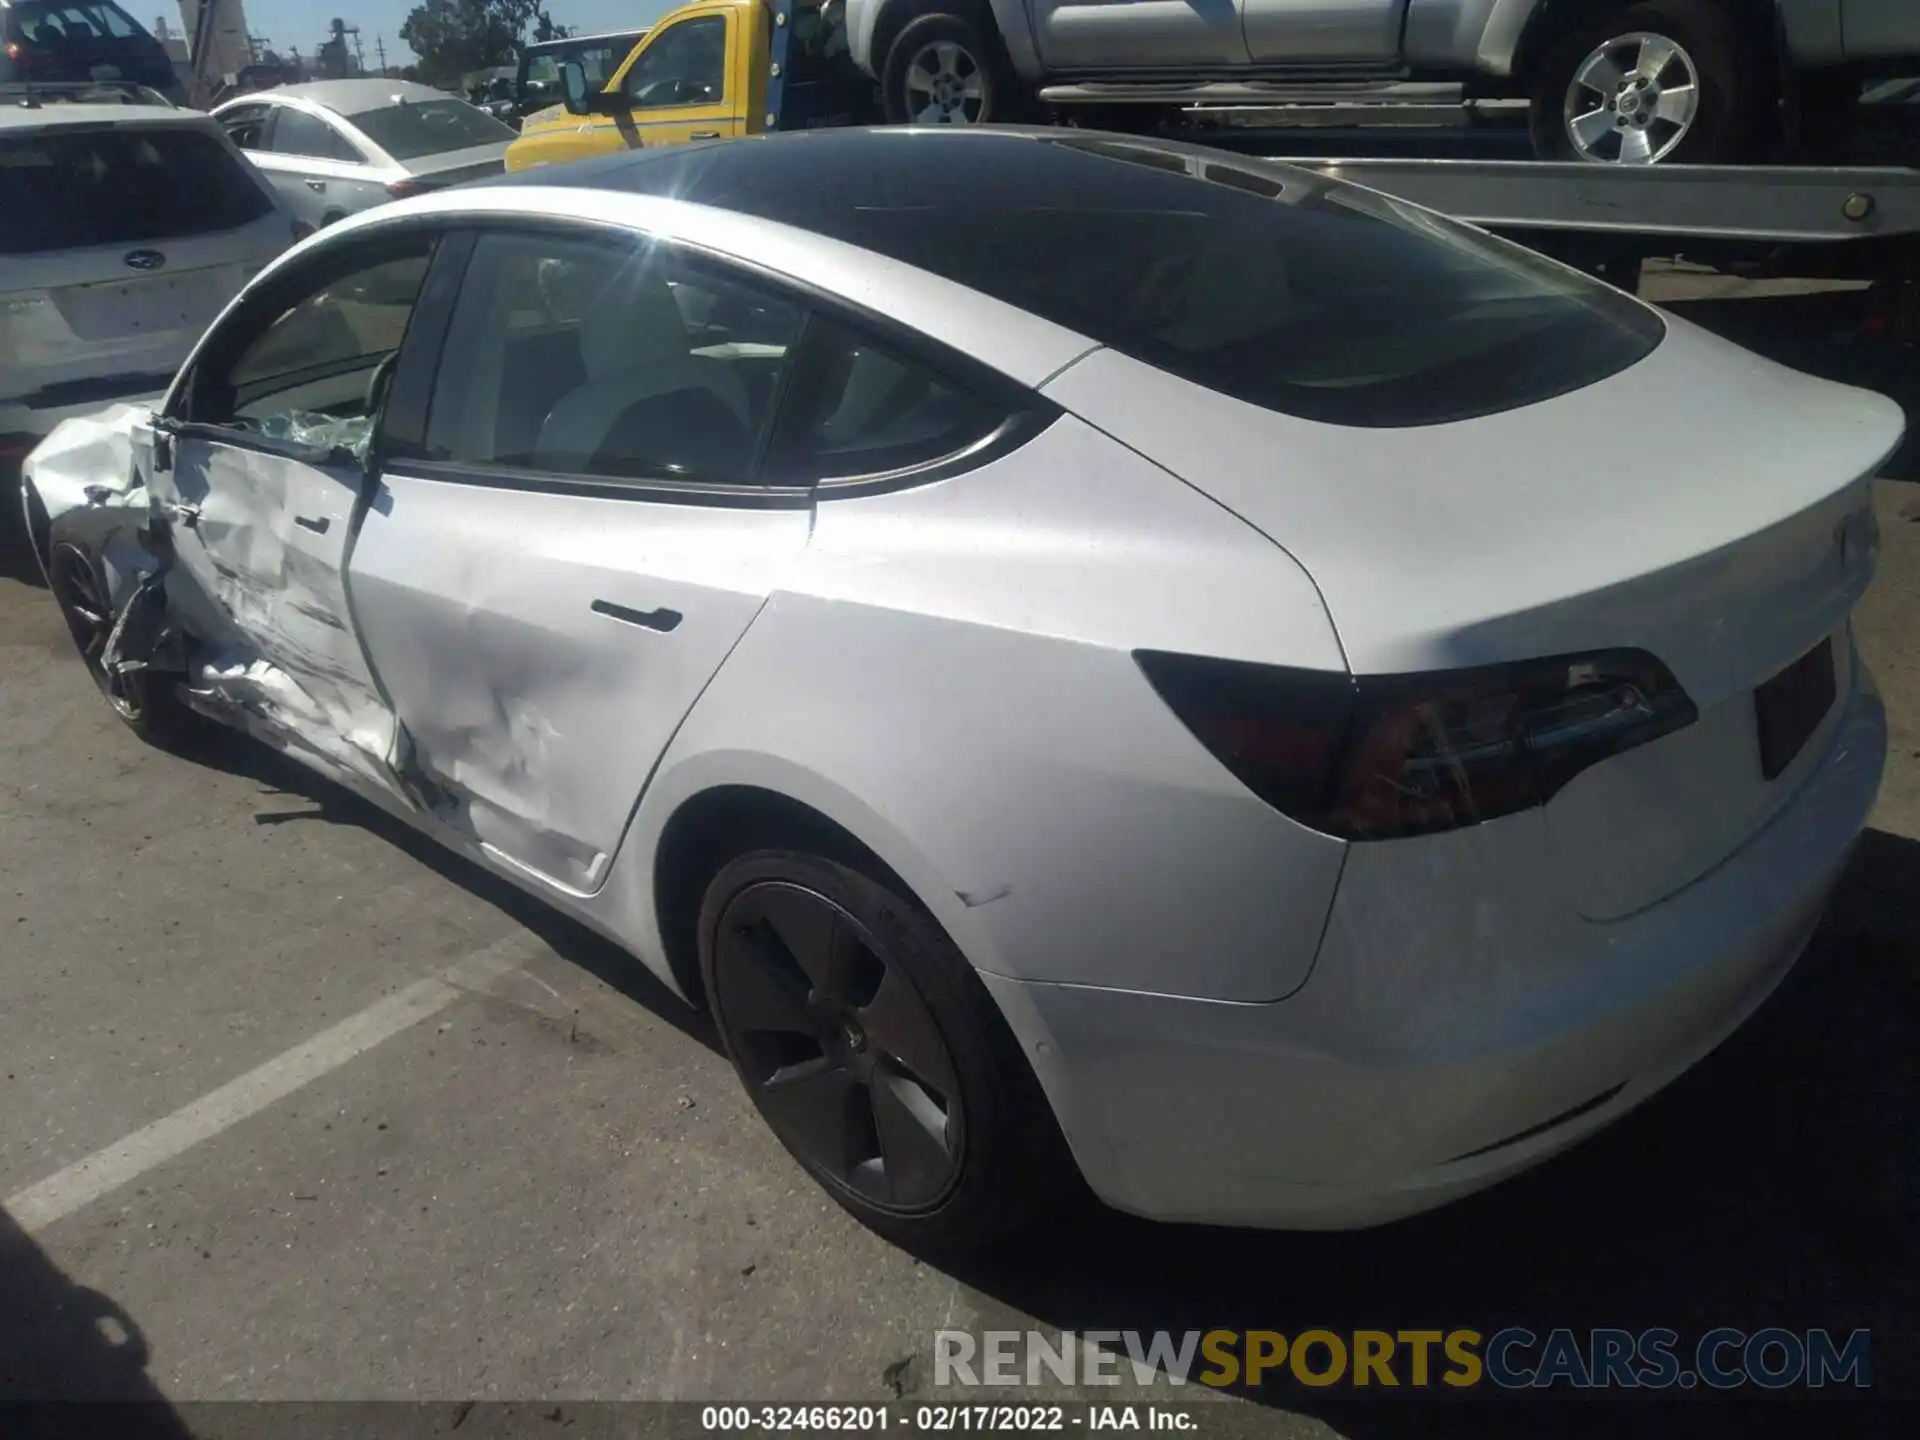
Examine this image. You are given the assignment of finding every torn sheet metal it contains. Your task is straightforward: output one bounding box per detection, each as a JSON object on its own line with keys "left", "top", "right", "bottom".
{"left": 146, "top": 429, "right": 404, "bottom": 798}
{"left": 25, "top": 403, "right": 163, "bottom": 605}
{"left": 26, "top": 402, "right": 408, "bottom": 806}
{"left": 21, "top": 402, "right": 153, "bottom": 509}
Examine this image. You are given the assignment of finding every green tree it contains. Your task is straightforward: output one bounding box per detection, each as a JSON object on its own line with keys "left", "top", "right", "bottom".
{"left": 400, "top": 0, "right": 559, "bottom": 88}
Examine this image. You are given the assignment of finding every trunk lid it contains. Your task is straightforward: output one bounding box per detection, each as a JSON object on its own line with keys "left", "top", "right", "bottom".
{"left": 1045, "top": 316, "right": 1903, "bottom": 915}
{"left": 1044, "top": 317, "right": 1899, "bottom": 705}
{"left": 401, "top": 142, "right": 509, "bottom": 189}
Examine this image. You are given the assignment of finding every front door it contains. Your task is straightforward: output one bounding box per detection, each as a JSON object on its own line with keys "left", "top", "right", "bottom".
{"left": 1031, "top": 0, "right": 1251, "bottom": 71}
{"left": 346, "top": 226, "right": 813, "bottom": 894}
{"left": 504, "top": 8, "right": 745, "bottom": 172}
{"left": 144, "top": 237, "right": 437, "bottom": 797}
{"left": 1241, "top": 0, "right": 1406, "bottom": 65}
{"left": 602, "top": 7, "right": 745, "bottom": 150}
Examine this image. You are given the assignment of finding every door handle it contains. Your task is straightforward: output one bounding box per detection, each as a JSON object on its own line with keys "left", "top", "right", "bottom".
{"left": 592, "top": 598, "right": 682, "bottom": 633}
{"left": 689, "top": 130, "right": 721, "bottom": 140}
{"left": 304, "top": 179, "right": 326, "bottom": 191}
{"left": 294, "top": 514, "right": 331, "bottom": 534}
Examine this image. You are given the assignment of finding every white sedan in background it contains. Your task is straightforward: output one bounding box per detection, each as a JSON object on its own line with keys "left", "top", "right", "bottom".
{"left": 212, "top": 80, "right": 514, "bottom": 235}
{"left": 2, "top": 85, "right": 292, "bottom": 483}
{"left": 20, "top": 128, "right": 1899, "bottom": 1253}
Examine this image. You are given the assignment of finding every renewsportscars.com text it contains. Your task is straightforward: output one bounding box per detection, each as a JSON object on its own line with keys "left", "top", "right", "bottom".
{"left": 934, "top": 1328, "right": 1872, "bottom": 1391}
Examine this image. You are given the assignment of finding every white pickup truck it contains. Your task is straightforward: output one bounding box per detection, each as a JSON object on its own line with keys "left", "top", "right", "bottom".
{"left": 844, "top": 0, "right": 1920, "bottom": 162}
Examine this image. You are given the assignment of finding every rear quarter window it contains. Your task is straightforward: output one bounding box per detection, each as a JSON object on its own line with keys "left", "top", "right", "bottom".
{"left": 655, "top": 134, "right": 1665, "bottom": 429}
{"left": 0, "top": 124, "right": 273, "bottom": 254}
{"left": 890, "top": 147, "right": 1663, "bottom": 427}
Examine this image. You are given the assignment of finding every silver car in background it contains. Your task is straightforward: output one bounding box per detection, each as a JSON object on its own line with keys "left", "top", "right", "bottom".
{"left": 212, "top": 80, "right": 514, "bottom": 235}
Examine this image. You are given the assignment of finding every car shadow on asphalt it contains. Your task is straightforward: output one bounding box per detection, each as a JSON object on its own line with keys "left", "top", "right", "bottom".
{"left": 164, "top": 722, "right": 725, "bottom": 1060}
{"left": 941, "top": 827, "right": 1918, "bottom": 1430}
{"left": 0, "top": 1205, "right": 193, "bottom": 1432}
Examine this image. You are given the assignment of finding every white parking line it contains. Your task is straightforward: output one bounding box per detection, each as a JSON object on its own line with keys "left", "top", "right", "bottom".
{"left": 5, "top": 933, "right": 540, "bottom": 1234}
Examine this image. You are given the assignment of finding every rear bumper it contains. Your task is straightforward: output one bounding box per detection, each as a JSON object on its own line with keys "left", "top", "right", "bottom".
{"left": 984, "top": 668, "right": 1886, "bottom": 1229}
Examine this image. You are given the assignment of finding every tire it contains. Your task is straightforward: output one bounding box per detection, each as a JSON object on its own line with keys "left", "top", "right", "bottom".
{"left": 881, "top": 12, "right": 1011, "bottom": 126}
{"left": 1528, "top": 1, "right": 1765, "bottom": 164}
{"left": 46, "top": 541, "right": 190, "bottom": 747}
{"left": 698, "top": 849, "right": 1077, "bottom": 1254}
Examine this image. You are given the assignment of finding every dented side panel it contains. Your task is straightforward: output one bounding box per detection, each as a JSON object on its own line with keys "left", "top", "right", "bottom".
{"left": 22, "top": 403, "right": 161, "bottom": 597}
{"left": 142, "top": 432, "right": 405, "bottom": 796}
{"left": 346, "top": 470, "right": 814, "bottom": 896}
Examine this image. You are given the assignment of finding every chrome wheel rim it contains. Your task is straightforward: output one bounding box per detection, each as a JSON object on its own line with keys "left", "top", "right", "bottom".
{"left": 903, "top": 41, "right": 986, "bottom": 125}
{"left": 48, "top": 543, "right": 139, "bottom": 720}
{"left": 712, "top": 880, "right": 964, "bottom": 1211}
{"left": 1563, "top": 31, "right": 1701, "bottom": 164}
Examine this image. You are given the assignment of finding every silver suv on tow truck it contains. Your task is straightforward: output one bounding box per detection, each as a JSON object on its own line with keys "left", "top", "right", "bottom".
{"left": 845, "top": 0, "right": 1920, "bottom": 162}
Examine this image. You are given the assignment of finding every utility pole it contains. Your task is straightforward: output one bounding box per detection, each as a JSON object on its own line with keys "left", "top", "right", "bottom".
{"left": 375, "top": 34, "right": 387, "bottom": 74}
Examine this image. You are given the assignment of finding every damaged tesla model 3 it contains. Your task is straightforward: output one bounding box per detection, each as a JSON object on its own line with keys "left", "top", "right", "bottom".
{"left": 18, "top": 128, "right": 1901, "bottom": 1254}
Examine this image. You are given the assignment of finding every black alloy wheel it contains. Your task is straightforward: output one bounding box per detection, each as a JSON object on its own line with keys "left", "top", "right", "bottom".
{"left": 47, "top": 541, "right": 186, "bottom": 743}
{"left": 710, "top": 877, "right": 964, "bottom": 1211}
{"left": 48, "top": 542, "right": 141, "bottom": 722}
{"left": 700, "top": 850, "right": 1079, "bottom": 1252}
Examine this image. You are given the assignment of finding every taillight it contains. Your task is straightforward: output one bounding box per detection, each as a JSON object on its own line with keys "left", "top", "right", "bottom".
{"left": 386, "top": 178, "right": 430, "bottom": 199}
{"left": 1135, "top": 648, "right": 1697, "bottom": 841}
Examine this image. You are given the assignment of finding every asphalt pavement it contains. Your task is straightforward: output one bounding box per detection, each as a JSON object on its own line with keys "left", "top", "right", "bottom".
{"left": 1, "top": 269, "right": 1915, "bottom": 1435}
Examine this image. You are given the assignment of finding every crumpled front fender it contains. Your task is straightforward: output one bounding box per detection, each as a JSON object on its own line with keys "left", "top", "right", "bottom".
{"left": 21, "top": 402, "right": 160, "bottom": 605}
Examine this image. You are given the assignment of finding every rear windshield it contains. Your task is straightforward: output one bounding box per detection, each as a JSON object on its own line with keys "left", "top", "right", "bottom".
{"left": 0, "top": 125, "right": 272, "bottom": 254}
{"left": 636, "top": 133, "right": 1664, "bottom": 428}
{"left": 346, "top": 99, "right": 512, "bottom": 160}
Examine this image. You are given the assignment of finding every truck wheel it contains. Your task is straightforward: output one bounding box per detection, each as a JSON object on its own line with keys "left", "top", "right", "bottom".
{"left": 882, "top": 12, "right": 1008, "bottom": 126}
{"left": 1529, "top": 1, "right": 1763, "bottom": 164}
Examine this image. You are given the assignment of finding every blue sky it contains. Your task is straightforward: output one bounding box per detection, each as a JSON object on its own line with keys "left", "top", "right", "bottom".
{"left": 234, "top": 1, "right": 678, "bottom": 66}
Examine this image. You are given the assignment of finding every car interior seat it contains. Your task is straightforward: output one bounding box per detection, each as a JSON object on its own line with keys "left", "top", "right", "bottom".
{"left": 536, "top": 262, "right": 753, "bottom": 470}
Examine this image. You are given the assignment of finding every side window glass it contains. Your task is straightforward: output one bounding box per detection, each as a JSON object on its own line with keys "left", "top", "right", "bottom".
{"left": 186, "top": 249, "right": 432, "bottom": 457}
{"left": 620, "top": 16, "right": 727, "bottom": 109}
{"left": 767, "top": 316, "right": 1010, "bottom": 483}
{"left": 269, "top": 108, "right": 361, "bottom": 163}
{"left": 423, "top": 231, "right": 802, "bottom": 486}
{"left": 220, "top": 105, "right": 269, "bottom": 150}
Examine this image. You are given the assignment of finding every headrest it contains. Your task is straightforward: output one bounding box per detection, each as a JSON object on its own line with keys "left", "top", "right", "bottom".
{"left": 577, "top": 260, "right": 691, "bottom": 378}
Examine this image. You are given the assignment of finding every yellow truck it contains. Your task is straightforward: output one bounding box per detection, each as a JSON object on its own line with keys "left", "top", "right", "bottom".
{"left": 505, "top": 0, "right": 871, "bottom": 173}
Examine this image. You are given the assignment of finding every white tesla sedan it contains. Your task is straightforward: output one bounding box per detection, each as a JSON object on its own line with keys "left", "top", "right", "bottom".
{"left": 20, "top": 128, "right": 1898, "bottom": 1253}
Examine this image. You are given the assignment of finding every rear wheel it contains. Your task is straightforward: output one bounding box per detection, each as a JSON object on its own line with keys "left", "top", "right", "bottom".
{"left": 47, "top": 542, "right": 187, "bottom": 745}
{"left": 881, "top": 12, "right": 1009, "bottom": 126}
{"left": 1529, "top": 1, "right": 1764, "bottom": 164}
{"left": 699, "top": 850, "right": 1074, "bottom": 1253}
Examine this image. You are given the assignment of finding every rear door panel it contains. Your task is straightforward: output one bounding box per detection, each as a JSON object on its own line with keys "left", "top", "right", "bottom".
{"left": 347, "top": 474, "right": 811, "bottom": 893}
{"left": 339, "top": 224, "right": 812, "bottom": 895}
